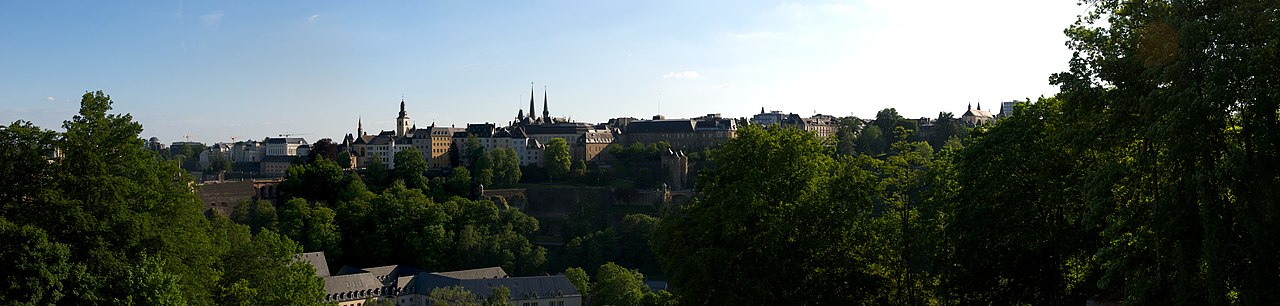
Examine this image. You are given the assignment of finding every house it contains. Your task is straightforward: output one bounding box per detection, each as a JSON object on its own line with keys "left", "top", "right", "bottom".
{"left": 299, "top": 252, "right": 583, "bottom": 306}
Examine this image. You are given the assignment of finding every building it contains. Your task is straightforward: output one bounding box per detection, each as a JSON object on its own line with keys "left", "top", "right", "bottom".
{"left": 576, "top": 131, "right": 617, "bottom": 164}
{"left": 1000, "top": 101, "right": 1016, "bottom": 118}
{"left": 345, "top": 99, "right": 463, "bottom": 170}
{"left": 750, "top": 108, "right": 787, "bottom": 126}
{"left": 787, "top": 114, "right": 836, "bottom": 139}
{"left": 265, "top": 137, "right": 307, "bottom": 156}
{"left": 300, "top": 252, "right": 582, "bottom": 306}
{"left": 411, "top": 125, "right": 464, "bottom": 170}
{"left": 231, "top": 140, "right": 265, "bottom": 163}
{"left": 260, "top": 155, "right": 296, "bottom": 176}
{"left": 413, "top": 269, "right": 582, "bottom": 306}
{"left": 751, "top": 109, "right": 837, "bottom": 139}
{"left": 621, "top": 113, "right": 737, "bottom": 151}
{"left": 961, "top": 103, "right": 996, "bottom": 126}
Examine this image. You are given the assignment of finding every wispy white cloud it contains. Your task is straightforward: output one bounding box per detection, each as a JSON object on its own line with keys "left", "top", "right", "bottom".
{"left": 663, "top": 70, "right": 702, "bottom": 79}
{"left": 307, "top": 14, "right": 320, "bottom": 24}
{"left": 45, "top": 96, "right": 55, "bottom": 103}
{"left": 201, "top": 10, "right": 224, "bottom": 29}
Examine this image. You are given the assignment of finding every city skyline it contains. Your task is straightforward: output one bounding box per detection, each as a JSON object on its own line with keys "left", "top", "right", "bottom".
{"left": 1, "top": 0, "right": 1081, "bottom": 144}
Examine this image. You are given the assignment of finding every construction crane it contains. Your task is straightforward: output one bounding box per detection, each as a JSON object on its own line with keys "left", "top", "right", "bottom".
{"left": 278, "top": 133, "right": 313, "bottom": 138}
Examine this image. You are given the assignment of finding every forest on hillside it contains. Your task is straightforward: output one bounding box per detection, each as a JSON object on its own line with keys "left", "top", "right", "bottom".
{"left": 2, "top": 1, "right": 1277, "bottom": 305}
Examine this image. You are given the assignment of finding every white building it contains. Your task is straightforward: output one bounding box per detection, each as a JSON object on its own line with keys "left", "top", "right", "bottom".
{"left": 265, "top": 137, "right": 307, "bottom": 156}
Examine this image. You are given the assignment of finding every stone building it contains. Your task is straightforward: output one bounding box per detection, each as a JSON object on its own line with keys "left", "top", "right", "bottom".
{"left": 344, "top": 99, "right": 461, "bottom": 170}
{"left": 621, "top": 113, "right": 737, "bottom": 151}
{"left": 750, "top": 109, "right": 837, "bottom": 139}
{"left": 961, "top": 102, "right": 996, "bottom": 126}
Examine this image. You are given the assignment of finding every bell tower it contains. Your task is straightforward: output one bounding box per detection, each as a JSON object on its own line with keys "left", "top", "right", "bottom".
{"left": 396, "top": 98, "right": 411, "bottom": 137}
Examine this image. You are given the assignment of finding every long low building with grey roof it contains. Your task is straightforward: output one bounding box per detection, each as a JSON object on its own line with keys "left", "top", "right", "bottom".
{"left": 298, "top": 252, "right": 582, "bottom": 306}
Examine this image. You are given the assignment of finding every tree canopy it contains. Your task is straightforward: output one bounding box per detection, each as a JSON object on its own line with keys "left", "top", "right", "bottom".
{"left": 0, "top": 91, "right": 324, "bottom": 305}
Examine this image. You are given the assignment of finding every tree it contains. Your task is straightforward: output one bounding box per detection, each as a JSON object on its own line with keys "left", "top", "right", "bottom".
{"left": 276, "top": 198, "right": 343, "bottom": 260}
{"left": 926, "top": 112, "right": 968, "bottom": 151}
{"left": 305, "top": 138, "right": 340, "bottom": 163}
{"left": 464, "top": 134, "right": 485, "bottom": 168}
{"left": 0, "top": 120, "right": 58, "bottom": 208}
{"left": 0, "top": 91, "right": 327, "bottom": 304}
{"left": 209, "top": 215, "right": 324, "bottom": 305}
{"left": 654, "top": 125, "right": 895, "bottom": 304}
{"left": 280, "top": 157, "right": 347, "bottom": 205}
{"left": 363, "top": 153, "right": 389, "bottom": 191}
{"left": 545, "top": 138, "right": 571, "bottom": 181}
{"left": 336, "top": 151, "right": 352, "bottom": 169}
{"left": 945, "top": 97, "right": 1097, "bottom": 304}
{"left": 490, "top": 148, "right": 522, "bottom": 187}
{"left": 484, "top": 286, "right": 511, "bottom": 306}
{"left": 231, "top": 199, "right": 278, "bottom": 233}
{"left": 41, "top": 91, "right": 219, "bottom": 303}
{"left": 855, "top": 125, "right": 887, "bottom": 155}
{"left": 592, "top": 263, "right": 647, "bottom": 306}
{"left": 394, "top": 147, "right": 429, "bottom": 190}
{"left": 0, "top": 218, "right": 76, "bottom": 305}
{"left": 207, "top": 152, "right": 232, "bottom": 173}
{"left": 446, "top": 167, "right": 472, "bottom": 196}
{"left": 619, "top": 214, "right": 661, "bottom": 273}
{"left": 833, "top": 116, "right": 863, "bottom": 155}
{"left": 429, "top": 286, "right": 479, "bottom": 306}
{"left": 565, "top": 267, "right": 591, "bottom": 296}
{"left": 571, "top": 159, "right": 587, "bottom": 179}
{"left": 1046, "top": 1, "right": 1280, "bottom": 303}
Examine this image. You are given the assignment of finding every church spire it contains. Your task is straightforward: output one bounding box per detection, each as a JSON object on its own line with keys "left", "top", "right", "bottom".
{"left": 528, "top": 82, "right": 536, "bottom": 122}
{"left": 399, "top": 98, "right": 407, "bottom": 117}
{"left": 358, "top": 117, "right": 364, "bottom": 136}
{"left": 542, "top": 86, "right": 549, "bottom": 123}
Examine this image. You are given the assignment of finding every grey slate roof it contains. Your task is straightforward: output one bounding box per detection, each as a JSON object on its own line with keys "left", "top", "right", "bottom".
{"left": 294, "top": 252, "right": 330, "bottom": 277}
{"left": 323, "top": 273, "right": 385, "bottom": 301}
{"left": 432, "top": 267, "right": 508, "bottom": 280}
{"left": 521, "top": 123, "right": 592, "bottom": 135}
{"left": 265, "top": 137, "right": 307, "bottom": 145}
{"left": 626, "top": 120, "right": 696, "bottom": 133}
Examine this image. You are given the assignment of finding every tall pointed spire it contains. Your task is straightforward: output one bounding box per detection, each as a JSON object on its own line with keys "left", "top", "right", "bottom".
{"left": 358, "top": 117, "right": 364, "bottom": 136}
{"left": 542, "top": 86, "right": 549, "bottom": 123}
{"left": 528, "top": 82, "right": 536, "bottom": 122}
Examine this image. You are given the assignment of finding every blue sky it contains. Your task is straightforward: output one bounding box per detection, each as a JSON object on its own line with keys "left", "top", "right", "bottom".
{"left": 1, "top": 1, "right": 1083, "bottom": 144}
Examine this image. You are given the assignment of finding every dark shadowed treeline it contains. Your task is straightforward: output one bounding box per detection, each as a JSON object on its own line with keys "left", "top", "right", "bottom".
{"left": 655, "top": 0, "right": 1279, "bottom": 304}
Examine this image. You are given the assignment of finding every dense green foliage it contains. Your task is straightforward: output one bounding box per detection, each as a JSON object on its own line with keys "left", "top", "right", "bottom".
{"left": 271, "top": 153, "right": 548, "bottom": 275}
{"left": 655, "top": 125, "right": 936, "bottom": 304}
{"left": 565, "top": 263, "right": 676, "bottom": 306}
{"left": 544, "top": 138, "right": 572, "bottom": 181}
{"left": 0, "top": 92, "right": 323, "bottom": 305}
{"left": 1043, "top": 0, "right": 1280, "bottom": 303}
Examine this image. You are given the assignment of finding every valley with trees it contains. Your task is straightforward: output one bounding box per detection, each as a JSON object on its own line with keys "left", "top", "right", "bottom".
{"left": 2, "top": 0, "right": 1278, "bottom": 304}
